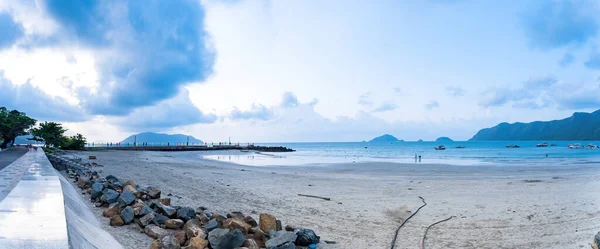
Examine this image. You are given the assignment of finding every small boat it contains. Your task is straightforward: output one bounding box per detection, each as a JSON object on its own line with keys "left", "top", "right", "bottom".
{"left": 506, "top": 145, "right": 520, "bottom": 148}
{"left": 456, "top": 145, "right": 466, "bottom": 149}
{"left": 434, "top": 145, "right": 446, "bottom": 150}
{"left": 587, "top": 144, "right": 599, "bottom": 149}
{"left": 536, "top": 142, "right": 548, "bottom": 147}
{"left": 568, "top": 144, "right": 583, "bottom": 149}
{"left": 550, "top": 144, "right": 557, "bottom": 146}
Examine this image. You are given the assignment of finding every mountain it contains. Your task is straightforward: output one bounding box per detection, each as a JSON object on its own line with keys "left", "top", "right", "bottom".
{"left": 470, "top": 109, "right": 600, "bottom": 141}
{"left": 435, "top": 137, "right": 453, "bottom": 142}
{"left": 368, "top": 134, "right": 403, "bottom": 143}
{"left": 121, "top": 132, "right": 203, "bottom": 144}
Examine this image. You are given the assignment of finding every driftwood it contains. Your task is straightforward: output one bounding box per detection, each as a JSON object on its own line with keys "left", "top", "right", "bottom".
{"left": 297, "top": 194, "right": 331, "bottom": 201}
{"left": 420, "top": 216, "right": 455, "bottom": 249}
{"left": 390, "top": 196, "right": 427, "bottom": 249}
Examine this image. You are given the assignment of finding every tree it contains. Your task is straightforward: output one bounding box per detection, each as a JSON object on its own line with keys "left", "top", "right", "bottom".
{"left": 31, "top": 122, "right": 67, "bottom": 148}
{"left": 60, "top": 133, "right": 87, "bottom": 150}
{"left": 0, "top": 107, "right": 37, "bottom": 149}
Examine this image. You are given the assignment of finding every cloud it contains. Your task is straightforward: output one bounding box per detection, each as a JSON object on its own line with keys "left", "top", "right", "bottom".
{"left": 280, "top": 92, "right": 299, "bottom": 108}
{"left": 521, "top": 1, "right": 598, "bottom": 49}
{"left": 372, "top": 103, "right": 398, "bottom": 113}
{"left": 39, "top": 0, "right": 215, "bottom": 115}
{"left": 0, "top": 72, "right": 87, "bottom": 122}
{"left": 425, "top": 101, "right": 439, "bottom": 109}
{"left": 229, "top": 104, "right": 273, "bottom": 121}
{"left": 110, "top": 88, "right": 216, "bottom": 131}
{"left": 446, "top": 86, "right": 465, "bottom": 96}
{"left": 558, "top": 53, "right": 575, "bottom": 67}
{"left": 479, "top": 77, "right": 557, "bottom": 108}
{"left": 584, "top": 50, "right": 600, "bottom": 69}
{"left": 358, "top": 92, "right": 373, "bottom": 107}
{"left": 0, "top": 12, "right": 24, "bottom": 49}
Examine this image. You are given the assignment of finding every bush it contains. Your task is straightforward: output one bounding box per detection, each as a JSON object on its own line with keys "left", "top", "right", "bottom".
{"left": 59, "top": 134, "right": 87, "bottom": 150}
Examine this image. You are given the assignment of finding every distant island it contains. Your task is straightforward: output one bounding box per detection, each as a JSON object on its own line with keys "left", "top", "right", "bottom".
{"left": 368, "top": 134, "right": 403, "bottom": 143}
{"left": 121, "top": 132, "right": 203, "bottom": 144}
{"left": 470, "top": 109, "right": 600, "bottom": 140}
{"left": 435, "top": 137, "right": 453, "bottom": 142}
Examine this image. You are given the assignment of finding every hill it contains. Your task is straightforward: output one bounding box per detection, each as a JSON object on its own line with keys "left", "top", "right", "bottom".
{"left": 121, "top": 132, "right": 203, "bottom": 144}
{"left": 368, "top": 134, "right": 403, "bottom": 143}
{"left": 470, "top": 109, "right": 600, "bottom": 141}
{"left": 435, "top": 137, "right": 453, "bottom": 142}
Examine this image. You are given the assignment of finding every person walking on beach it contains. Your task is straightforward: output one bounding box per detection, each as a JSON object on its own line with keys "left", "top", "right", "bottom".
{"left": 418, "top": 155, "right": 421, "bottom": 162}
{"left": 415, "top": 154, "right": 418, "bottom": 162}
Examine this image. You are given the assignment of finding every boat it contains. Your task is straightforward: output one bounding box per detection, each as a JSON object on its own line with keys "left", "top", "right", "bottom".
{"left": 536, "top": 142, "right": 548, "bottom": 147}
{"left": 587, "top": 144, "right": 599, "bottom": 149}
{"left": 568, "top": 144, "right": 583, "bottom": 149}
{"left": 506, "top": 145, "right": 520, "bottom": 148}
{"left": 550, "top": 144, "right": 557, "bottom": 146}
{"left": 456, "top": 145, "right": 466, "bottom": 149}
{"left": 434, "top": 145, "right": 446, "bottom": 150}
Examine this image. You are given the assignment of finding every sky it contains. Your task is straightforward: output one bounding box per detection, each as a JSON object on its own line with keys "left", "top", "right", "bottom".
{"left": 1, "top": 0, "right": 600, "bottom": 143}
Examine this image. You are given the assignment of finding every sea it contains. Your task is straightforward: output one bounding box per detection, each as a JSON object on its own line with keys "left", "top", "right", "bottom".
{"left": 203, "top": 141, "right": 600, "bottom": 167}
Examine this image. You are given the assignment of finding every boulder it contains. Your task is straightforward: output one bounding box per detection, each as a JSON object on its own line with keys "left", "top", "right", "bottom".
{"left": 103, "top": 203, "right": 121, "bottom": 218}
{"left": 197, "top": 213, "right": 210, "bottom": 224}
{"left": 177, "top": 207, "right": 196, "bottom": 222}
{"left": 186, "top": 237, "right": 209, "bottom": 249}
{"left": 124, "top": 184, "right": 137, "bottom": 193}
{"left": 120, "top": 206, "right": 135, "bottom": 224}
{"left": 252, "top": 229, "right": 266, "bottom": 247}
{"left": 265, "top": 232, "right": 297, "bottom": 249}
{"left": 165, "top": 219, "right": 184, "bottom": 229}
{"left": 259, "top": 213, "right": 277, "bottom": 233}
{"left": 173, "top": 230, "right": 187, "bottom": 246}
{"left": 152, "top": 214, "right": 169, "bottom": 226}
{"left": 213, "top": 214, "right": 227, "bottom": 225}
{"left": 223, "top": 218, "right": 252, "bottom": 235}
{"left": 77, "top": 178, "right": 86, "bottom": 188}
{"left": 154, "top": 235, "right": 180, "bottom": 249}
{"left": 594, "top": 232, "right": 600, "bottom": 249}
{"left": 145, "top": 224, "right": 169, "bottom": 239}
{"left": 203, "top": 219, "right": 220, "bottom": 232}
{"left": 91, "top": 182, "right": 104, "bottom": 199}
{"left": 118, "top": 190, "right": 136, "bottom": 207}
{"left": 137, "top": 205, "right": 154, "bottom": 217}
{"left": 105, "top": 175, "right": 119, "bottom": 184}
{"left": 244, "top": 216, "right": 257, "bottom": 227}
{"left": 138, "top": 212, "right": 156, "bottom": 228}
{"left": 227, "top": 211, "right": 245, "bottom": 220}
{"left": 148, "top": 189, "right": 161, "bottom": 199}
{"left": 124, "top": 179, "right": 134, "bottom": 186}
{"left": 243, "top": 239, "right": 260, "bottom": 249}
{"left": 158, "top": 203, "right": 177, "bottom": 217}
{"left": 295, "top": 229, "right": 320, "bottom": 246}
{"left": 272, "top": 242, "right": 295, "bottom": 249}
{"left": 184, "top": 219, "right": 207, "bottom": 239}
{"left": 100, "top": 189, "right": 120, "bottom": 204}
{"left": 157, "top": 198, "right": 171, "bottom": 206}
{"left": 208, "top": 228, "right": 245, "bottom": 249}
{"left": 109, "top": 215, "right": 124, "bottom": 226}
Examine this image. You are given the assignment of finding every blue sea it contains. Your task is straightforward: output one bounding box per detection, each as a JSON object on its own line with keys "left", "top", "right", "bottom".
{"left": 204, "top": 141, "right": 600, "bottom": 166}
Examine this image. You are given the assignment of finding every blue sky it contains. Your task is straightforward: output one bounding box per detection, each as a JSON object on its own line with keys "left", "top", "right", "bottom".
{"left": 1, "top": 0, "right": 600, "bottom": 142}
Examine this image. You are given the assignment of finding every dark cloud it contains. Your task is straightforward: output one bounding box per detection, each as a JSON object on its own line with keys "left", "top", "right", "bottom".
{"left": 558, "top": 53, "right": 575, "bottom": 67}
{"left": 584, "top": 50, "right": 600, "bottom": 69}
{"left": 0, "top": 72, "right": 87, "bottom": 122}
{"left": 372, "top": 103, "right": 398, "bottom": 113}
{"left": 0, "top": 12, "right": 24, "bottom": 49}
{"left": 425, "top": 101, "right": 439, "bottom": 110}
{"left": 521, "top": 1, "right": 598, "bottom": 49}
{"left": 113, "top": 88, "right": 216, "bottom": 131}
{"left": 229, "top": 104, "right": 273, "bottom": 121}
{"left": 281, "top": 92, "right": 299, "bottom": 108}
{"left": 446, "top": 86, "right": 465, "bottom": 96}
{"left": 41, "top": 0, "right": 215, "bottom": 116}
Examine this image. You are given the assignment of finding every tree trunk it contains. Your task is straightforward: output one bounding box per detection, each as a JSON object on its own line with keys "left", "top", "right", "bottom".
{"left": 0, "top": 140, "right": 9, "bottom": 149}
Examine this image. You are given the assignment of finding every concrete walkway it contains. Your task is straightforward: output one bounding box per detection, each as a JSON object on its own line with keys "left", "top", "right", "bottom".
{"left": 0, "top": 147, "right": 28, "bottom": 171}
{"left": 0, "top": 150, "right": 69, "bottom": 249}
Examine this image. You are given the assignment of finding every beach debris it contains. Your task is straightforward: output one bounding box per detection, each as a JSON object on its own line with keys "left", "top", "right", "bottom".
{"left": 420, "top": 216, "right": 455, "bottom": 249}
{"left": 295, "top": 228, "right": 320, "bottom": 246}
{"left": 324, "top": 240, "right": 337, "bottom": 244}
{"left": 526, "top": 214, "right": 534, "bottom": 220}
{"left": 523, "top": 179, "right": 543, "bottom": 183}
{"left": 88, "top": 155, "right": 96, "bottom": 159}
{"left": 297, "top": 194, "right": 331, "bottom": 201}
{"left": 390, "top": 196, "right": 427, "bottom": 249}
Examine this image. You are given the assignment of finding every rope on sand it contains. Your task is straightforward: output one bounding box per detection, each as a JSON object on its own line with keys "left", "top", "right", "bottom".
{"left": 390, "top": 196, "right": 427, "bottom": 249}
{"left": 420, "top": 216, "right": 455, "bottom": 249}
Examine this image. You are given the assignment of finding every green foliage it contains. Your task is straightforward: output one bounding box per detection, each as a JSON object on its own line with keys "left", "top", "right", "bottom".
{"left": 31, "top": 122, "right": 67, "bottom": 148}
{"left": 0, "top": 107, "right": 37, "bottom": 149}
{"left": 60, "top": 133, "right": 87, "bottom": 150}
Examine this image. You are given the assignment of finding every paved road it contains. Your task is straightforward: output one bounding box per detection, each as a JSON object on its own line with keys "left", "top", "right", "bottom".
{"left": 0, "top": 147, "right": 28, "bottom": 171}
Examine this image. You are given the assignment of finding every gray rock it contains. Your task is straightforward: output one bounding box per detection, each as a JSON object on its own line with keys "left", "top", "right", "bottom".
{"left": 91, "top": 182, "right": 104, "bottom": 199}
{"left": 153, "top": 214, "right": 169, "bottom": 226}
{"left": 139, "top": 205, "right": 153, "bottom": 217}
{"left": 105, "top": 175, "right": 119, "bottom": 184}
{"left": 202, "top": 218, "right": 220, "bottom": 232}
{"left": 203, "top": 210, "right": 213, "bottom": 218}
{"left": 138, "top": 212, "right": 155, "bottom": 227}
{"left": 176, "top": 206, "right": 196, "bottom": 222}
{"left": 118, "top": 190, "right": 136, "bottom": 206}
{"left": 100, "top": 189, "right": 120, "bottom": 204}
{"left": 120, "top": 206, "right": 134, "bottom": 224}
{"left": 275, "top": 242, "right": 296, "bottom": 249}
{"left": 295, "top": 228, "right": 320, "bottom": 246}
{"left": 266, "top": 232, "right": 297, "bottom": 249}
{"left": 158, "top": 203, "right": 177, "bottom": 217}
{"left": 208, "top": 228, "right": 245, "bottom": 249}
{"left": 595, "top": 232, "right": 600, "bottom": 248}
{"left": 156, "top": 235, "right": 181, "bottom": 249}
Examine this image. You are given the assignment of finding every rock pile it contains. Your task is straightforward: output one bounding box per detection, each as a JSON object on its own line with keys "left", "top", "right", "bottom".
{"left": 48, "top": 154, "right": 322, "bottom": 249}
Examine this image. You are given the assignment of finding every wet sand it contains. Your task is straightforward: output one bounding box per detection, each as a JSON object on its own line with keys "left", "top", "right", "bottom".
{"left": 64, "top": 150, "right": 600, "bottom": 249}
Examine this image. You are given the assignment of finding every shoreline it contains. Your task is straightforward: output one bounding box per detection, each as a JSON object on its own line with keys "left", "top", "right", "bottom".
{"left": 63, "top": 150, "right": 600, "bottom": 249}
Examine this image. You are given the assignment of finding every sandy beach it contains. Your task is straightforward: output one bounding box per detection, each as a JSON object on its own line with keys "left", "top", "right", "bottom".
{"left": 62, "top": 150, "right": 600, "bottom": 249}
